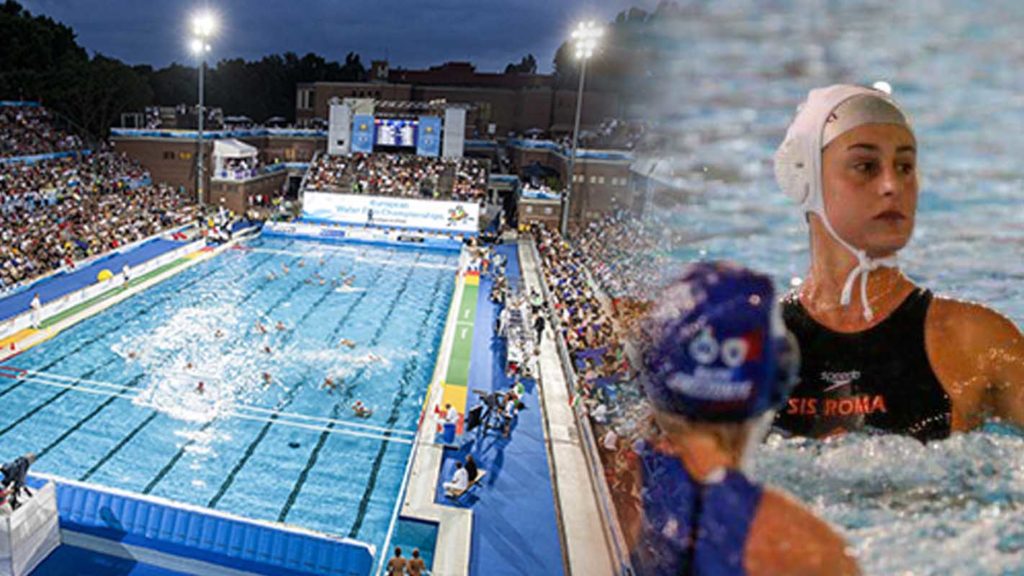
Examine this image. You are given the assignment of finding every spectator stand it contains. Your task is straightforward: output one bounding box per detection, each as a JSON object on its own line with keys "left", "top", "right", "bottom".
{"left": 520, "top": 235, "right": 632, "bottom": 575}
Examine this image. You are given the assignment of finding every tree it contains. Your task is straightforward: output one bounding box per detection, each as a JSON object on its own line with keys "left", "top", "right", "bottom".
{"left": 504, "top": 54, "right": 537, "bottom": 75}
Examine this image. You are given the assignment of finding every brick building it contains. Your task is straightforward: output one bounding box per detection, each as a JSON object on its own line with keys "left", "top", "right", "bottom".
{"left": 295, "top": 61, "right": 619, "bottom": 137}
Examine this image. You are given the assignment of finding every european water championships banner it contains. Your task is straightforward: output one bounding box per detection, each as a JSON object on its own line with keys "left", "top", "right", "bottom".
{"left": 351, "top": 114, "right": 375, "bottom": 153}
{"left": 417, "top": 116, "right": 442, "bottom": 157}
{"left": 302, "top": 192, "right": 480, "bottom": 233}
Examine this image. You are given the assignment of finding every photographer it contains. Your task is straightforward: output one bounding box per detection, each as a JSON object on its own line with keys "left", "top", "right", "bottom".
{"left": 1, "top": 453, "right": 36, "bottom": 513}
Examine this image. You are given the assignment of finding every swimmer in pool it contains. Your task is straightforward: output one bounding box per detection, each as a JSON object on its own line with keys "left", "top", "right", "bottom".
{"left": 339, "top": 338, "right": 357, "bottom": 349}
{"left": 352, "top": 400, "right": 373, "bottom": 418}
{"left": 195, "top": 381, "right": 205, "bottom": 395}
{"left": 773, "top": 85, "right": 1024, "bottom": 441}
{"left": 186, "top": 362, "right": 194, "bottom": 371}
{"left": 262, "top": 372, "right": 272, "bottom": 386}
{"left": 255, "top": 321, "right": 268, "bottom": 334}
{"left": 627, "top": 262, "right": 859, "bottom": 576}
{"left": 321, "top": 376, "right": 341, "bottom": 394}
{"left": 298, "top": 259, "right": 305, "bottom": 268}
{"left": 281, "top": 263, "right": 289, "bottom": 274}
{"left": 344, "top": 276, "right": 355, "bottom": 287}
{"left": 263, "top": 345, "right": 272, "bottom": 354}
{"left": 127, "top": 350, "right": 137, "bottom": 360}
{"left": 214, "top": 329, "right": 224, "bottom": 338}
{"left": 275, "top": 321, "right": 287, "bottom": 331}
{"left": 266, "top": 271, "right": 276, "bottom": 281}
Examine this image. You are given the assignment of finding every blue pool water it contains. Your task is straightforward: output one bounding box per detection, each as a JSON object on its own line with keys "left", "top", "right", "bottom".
{"left": 642, "top": 2, "right": 1024, "bottom": 574}
{"left": 0, "top": 236, "right": 457, "bottom": 556}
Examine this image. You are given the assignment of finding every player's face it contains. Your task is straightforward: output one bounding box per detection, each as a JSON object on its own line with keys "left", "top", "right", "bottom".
{"left": 821, "top": 123, "right": 918, "bottom": 258}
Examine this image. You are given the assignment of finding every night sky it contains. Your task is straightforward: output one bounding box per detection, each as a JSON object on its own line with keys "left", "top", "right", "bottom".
{"left": 21, "top": 0, "right": 642, "bottom": 72}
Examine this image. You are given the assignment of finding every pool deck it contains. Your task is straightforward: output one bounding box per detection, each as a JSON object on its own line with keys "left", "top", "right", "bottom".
{"left": 0, "top": 238, "right": 238, "bottom": 364}
{"left": 400, "top": 250, "right": 474, "bottom": 575}
{"left": 401, "top": 239, "right": 615, "bottom": 576}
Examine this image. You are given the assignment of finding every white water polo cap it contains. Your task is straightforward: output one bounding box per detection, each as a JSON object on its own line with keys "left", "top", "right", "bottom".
{"left": 774, "top": 84, "right": 914, "bottom": 320}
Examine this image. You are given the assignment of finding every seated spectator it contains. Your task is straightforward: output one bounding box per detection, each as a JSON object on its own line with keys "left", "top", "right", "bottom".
{"left": 464, "top": 454, "right": 479, "bottom": 483}
{"left": 443, "top": 461, "right": 469, "bottom": 497}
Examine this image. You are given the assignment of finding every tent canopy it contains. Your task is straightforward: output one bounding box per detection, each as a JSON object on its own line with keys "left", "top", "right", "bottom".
{"left": 213, "top": 138, "right": 257, "bottom": 159}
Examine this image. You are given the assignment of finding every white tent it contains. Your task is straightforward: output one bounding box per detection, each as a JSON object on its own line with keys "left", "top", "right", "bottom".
{"left": 212, "top": 139, "right": 258, "bottom": 180}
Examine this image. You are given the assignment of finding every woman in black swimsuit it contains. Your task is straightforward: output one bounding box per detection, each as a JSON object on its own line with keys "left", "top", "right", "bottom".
{"left": 772, "top": 84, "right": 1024, "bottom": 441}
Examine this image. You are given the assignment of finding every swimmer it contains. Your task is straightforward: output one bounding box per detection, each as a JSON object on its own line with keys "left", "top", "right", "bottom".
{"left": 773, "top": 85, "right": 1024, "bottom": 441}
{"left": 339, "top": 338, "right": 357, "bottom": 349}
{"left": 365, "top": 352, "right": 383, "bottom": 364}
{"left": 195, "top": 381, "right": 205, "bottom": 395}
{"left": 266, "top": 271, "right": 276, "bottom": 281}
{"left": 281, "top": 263, "right": 289, "bottom": 274}
{"left": 304, "top": 277, "right": 313, "bottom": 285}
{"left": 255, "top": 321, "right": 268, "bottom": 334}
{"left": 343, "top": 276, "right": 355, "bottom": 287}
{"left": 186, "top": 362, "right": 194, "bottom": 371}
{"left": 352, "top": 400, "right": 373, "bottom": 418}
{"left": 127, "top": 350, "right": 137, "bottom": 360}
{"left": 627, "top": 262, "right": 859, "bottom": 576}
{"left": 263, "top": 345, "right": 272, "bottom": 354}
{"left": 275, "top": 321, "right": 287, "bottom": 331}
{"left": 319, "top": 278, "right": 326, "bottom": 286}
{"left": 262, "top": 372, "right": 272, "bottom": 386}
{"left": 298, "top": 259, "right": 305, "bottom": 268}
{"left": 321, "top": 376, "right": 341, "bottom": 394}
{"left": 214, "top": 329, "right": 224, "bottom": 338}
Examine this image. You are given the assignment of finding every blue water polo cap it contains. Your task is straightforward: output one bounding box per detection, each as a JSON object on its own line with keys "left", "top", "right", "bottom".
{"left": 642, "top": 261, "right": 797, "bottom": 422}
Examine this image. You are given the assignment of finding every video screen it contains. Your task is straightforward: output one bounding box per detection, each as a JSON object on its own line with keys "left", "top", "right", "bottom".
{"left": 374, "top": 118, "right": 417, "bottom": 148}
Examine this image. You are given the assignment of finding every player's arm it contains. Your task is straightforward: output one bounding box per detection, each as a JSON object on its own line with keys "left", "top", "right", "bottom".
{"left": 929, "top": 299, "right": 1024, "bottom": 429}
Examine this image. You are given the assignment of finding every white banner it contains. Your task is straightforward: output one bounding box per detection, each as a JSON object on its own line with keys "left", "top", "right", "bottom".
{"left": 302, "top": 192, "right": 479, "bottom": 233}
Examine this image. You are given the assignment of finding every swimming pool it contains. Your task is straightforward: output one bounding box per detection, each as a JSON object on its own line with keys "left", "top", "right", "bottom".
{"left": 643, "top": 1, "right": 1024, "bottom": 574}
{"left": 0, "top": 235, "right": 457, "bottom": 557}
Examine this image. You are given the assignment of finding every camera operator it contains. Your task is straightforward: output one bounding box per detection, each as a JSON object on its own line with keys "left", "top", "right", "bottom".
{"left": 1, "top": 453, "right": 36, "bottom": 514}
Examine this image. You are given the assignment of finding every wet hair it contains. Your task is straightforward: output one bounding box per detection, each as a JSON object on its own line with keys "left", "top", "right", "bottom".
{"left": 394, "top": 547, "right": 402, "bottom": 556}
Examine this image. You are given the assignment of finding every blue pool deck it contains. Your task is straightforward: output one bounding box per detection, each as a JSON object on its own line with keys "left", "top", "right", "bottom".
{"left": 0, "top": 238, "right": 187, "bottom": 324}
{"left": 433, "top": 243, "right": 565, "bottom": 576}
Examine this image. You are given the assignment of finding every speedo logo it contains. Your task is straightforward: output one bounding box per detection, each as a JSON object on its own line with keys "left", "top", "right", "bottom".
{"left": 820, "top": 370, "right": 861, "bottom": 391}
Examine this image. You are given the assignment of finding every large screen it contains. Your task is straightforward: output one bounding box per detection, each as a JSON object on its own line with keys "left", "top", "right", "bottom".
{"left": 374, "top": 118, "right": 417, "bottom": 148}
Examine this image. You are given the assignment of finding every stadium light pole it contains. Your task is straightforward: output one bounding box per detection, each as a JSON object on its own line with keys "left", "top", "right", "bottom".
{"left": 190, "top": 11, "right": 217, "bottom": 206}
{"left": 560, "top": 21, "right": 603, "bottom": 237}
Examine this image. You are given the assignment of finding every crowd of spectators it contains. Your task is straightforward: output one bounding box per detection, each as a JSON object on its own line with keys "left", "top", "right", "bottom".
{"left": 1, "top": 105, "right": 83, "bottom": 158}
{"left": 571, "top": 212, "right": 671, "bottom": 301}
{"left": 1, "top": 151, "right": 197, "bottom": 289}
{"left": 529, "top": 218, "right": 660, "bottom": 531}
{"left": 306, "top": 152, "right": 488, "bottom": 202}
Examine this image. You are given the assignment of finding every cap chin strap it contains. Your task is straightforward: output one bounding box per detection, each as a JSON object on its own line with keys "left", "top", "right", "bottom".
{"left": 813, "top": 207, "right": 898, "bottom": 322}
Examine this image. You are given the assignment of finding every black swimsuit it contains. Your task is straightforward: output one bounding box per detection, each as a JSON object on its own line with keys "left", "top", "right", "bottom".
{"left": 775, "top": 288, "right": 952, "bottom": 442}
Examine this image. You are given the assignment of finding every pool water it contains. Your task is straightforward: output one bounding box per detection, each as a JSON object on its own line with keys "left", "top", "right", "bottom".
{"left": 642, "top": 1, "right": 1024, "bottom": 574}
{"left": 0, "top": 236, "right": 457, "bottom": 556}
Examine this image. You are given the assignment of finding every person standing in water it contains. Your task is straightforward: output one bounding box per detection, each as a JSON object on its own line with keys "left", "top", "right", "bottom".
{"left": 773, "top": 84, "right": 1024, "bottom": 441}
{"left": 627, "top": 262, "right": 859, "bottom": 576}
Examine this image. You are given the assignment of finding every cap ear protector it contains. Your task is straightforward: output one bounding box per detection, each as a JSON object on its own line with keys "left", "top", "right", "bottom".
{"left": 773, "top": 130, "right": 822, "bottom": 214}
